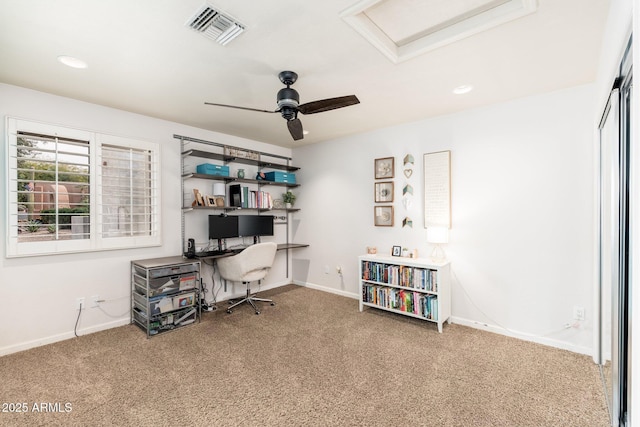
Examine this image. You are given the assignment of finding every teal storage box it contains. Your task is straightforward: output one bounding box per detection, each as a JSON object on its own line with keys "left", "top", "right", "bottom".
{"left": 264, "top": 171, "right": 296, "bottom": 184}
{"left": 196, "top": 164, "right": 229, "bottom": 177}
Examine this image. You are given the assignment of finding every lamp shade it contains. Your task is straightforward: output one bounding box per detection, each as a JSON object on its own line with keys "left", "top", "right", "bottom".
{"left": 426, "top": 227, "right": 449, "bottom": 244}
{"left": 213, "top": 183, "right": 226, "bottom": 196}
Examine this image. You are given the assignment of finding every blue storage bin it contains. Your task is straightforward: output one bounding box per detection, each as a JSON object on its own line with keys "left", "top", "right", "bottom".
{"left": 264, "top": 171, "right": 296, "bottom": 184}
{"left": 196, "top": 164, "right": 230, "bottom": 177}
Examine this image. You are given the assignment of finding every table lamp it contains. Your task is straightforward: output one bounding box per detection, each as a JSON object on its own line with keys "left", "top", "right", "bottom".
{"left": 427, "top": 226, "right": 449, "bottom": 262}
{"left": 213, "top": 183, "right": 226, "bottom": 207}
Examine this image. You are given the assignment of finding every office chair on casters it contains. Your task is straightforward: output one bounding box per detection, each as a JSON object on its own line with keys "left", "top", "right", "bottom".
{"left": 216, "top": 242, "right": 278, "bottom": 315}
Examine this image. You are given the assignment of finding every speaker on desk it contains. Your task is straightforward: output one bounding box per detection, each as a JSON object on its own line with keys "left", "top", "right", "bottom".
{"left": 186, "top": 238, "right": 195, "bottom": 258}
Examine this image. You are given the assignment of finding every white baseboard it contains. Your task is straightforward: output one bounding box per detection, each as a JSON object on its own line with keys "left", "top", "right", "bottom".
{"left": 451, "top": 316, "right": 594, "bottom": 357}
{"left": 1, "top": 281, "right": 593, "bottom": 359}
{"left": 292, "top": 280, "right": 359, "bottom": 300}
{"left": 0, "top": 318, "right": 130, "bottom": 357}
{"left": 293, "top": 281, "right": 593, "bottom": 357}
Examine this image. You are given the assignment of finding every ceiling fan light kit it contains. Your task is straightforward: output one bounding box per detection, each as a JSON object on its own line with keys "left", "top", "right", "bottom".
{"left": 205, "top": 71, "right": 360, "bottom": 141}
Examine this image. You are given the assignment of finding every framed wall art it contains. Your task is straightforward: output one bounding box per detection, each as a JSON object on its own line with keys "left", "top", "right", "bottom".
{"left": 374, "top": 181, "right": 394, "bottom": 203}
{"left": 424, "top": 150, "right": 451, "bottom": 228}
{"left": 375, "top": 157, "right": 394, "bottom": 179}
{"left": 374, "top": 206, "right": 394, "bottom": 226}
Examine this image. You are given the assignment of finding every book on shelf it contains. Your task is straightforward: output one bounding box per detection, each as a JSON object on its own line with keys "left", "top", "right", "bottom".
{"left": 229, "top": 184, "right": 273, "bottom": 209}
{"left": 362, "top": 283, "right": 438, "bottom": 320}
{"left": 361, "top": 261, "right": 438, "bottom": 292}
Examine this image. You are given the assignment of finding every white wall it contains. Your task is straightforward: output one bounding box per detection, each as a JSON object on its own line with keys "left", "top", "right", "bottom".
{"left": 293, "top": 84, "right": 596, "bottom": 355}
{"left": 0, "top": 83, "right": 292, "bottom": 355}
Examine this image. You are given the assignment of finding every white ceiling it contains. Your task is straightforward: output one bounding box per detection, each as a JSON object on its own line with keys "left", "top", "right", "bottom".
{"left": 0, "top": 0, "right": 610, "bottom": 148}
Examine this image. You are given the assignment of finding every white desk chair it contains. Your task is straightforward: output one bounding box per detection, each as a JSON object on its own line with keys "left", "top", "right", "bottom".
{"left": 216, "top": 242, "right": 277, "bottom": 315}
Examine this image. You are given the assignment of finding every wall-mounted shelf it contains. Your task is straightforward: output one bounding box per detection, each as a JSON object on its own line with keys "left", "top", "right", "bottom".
{"left": 182, "top": 149, "right": 300, "bottom": 172}
{"left": 175, "top": 134, "right": 307, "bottom": 279}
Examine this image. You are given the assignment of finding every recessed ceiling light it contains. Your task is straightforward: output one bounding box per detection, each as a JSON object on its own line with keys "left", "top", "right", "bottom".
{"left": 57, "top": 55, "right": 88, "bottom": 69}
{"left": 452, "top": 85, "right": 473, "bottom": 95}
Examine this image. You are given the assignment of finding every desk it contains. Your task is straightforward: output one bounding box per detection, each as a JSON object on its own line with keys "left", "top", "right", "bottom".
{"left": 190, "top": 243, "right": 309, "bottom": 260}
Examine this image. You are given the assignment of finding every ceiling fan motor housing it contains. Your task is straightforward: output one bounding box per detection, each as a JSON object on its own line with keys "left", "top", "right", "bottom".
{"left": 277, "top": 87, "right": 299, "bottom": 120}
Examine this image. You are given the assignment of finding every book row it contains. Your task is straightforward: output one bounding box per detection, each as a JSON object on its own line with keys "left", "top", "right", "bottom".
{"left": 362, "top": 285, "right": 438, "bottom": 320}
{"left": 229, "top": 184, "right": 273, "bottom": 209}
{"left": 361, "top": 261, "right": 438, "bottom": 292}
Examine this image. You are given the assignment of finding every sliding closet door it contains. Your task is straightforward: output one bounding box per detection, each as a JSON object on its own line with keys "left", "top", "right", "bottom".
{"left": 598, "top": 39, "right": 631, "bottom": 427}
{"left": 617, "top": 51, "right": 632, "bottom": 426}
{"left": 599, "top": 83, "right": 621, "bottom": 426}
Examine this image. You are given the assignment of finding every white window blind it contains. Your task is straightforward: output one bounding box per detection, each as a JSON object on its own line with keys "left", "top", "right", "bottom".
{"left": 6, "top": 118, "right": 161, "bottom": 257}
{"left": 100, "top": 145, "right": 156, "bottom": 238}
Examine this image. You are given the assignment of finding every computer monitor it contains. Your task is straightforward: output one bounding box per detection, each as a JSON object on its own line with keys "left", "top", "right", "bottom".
{"left": 208, "top": 215, "right": 239, "bottom": 240}
{"left": 237, "top": 215, "right": 274, "bottom": 238}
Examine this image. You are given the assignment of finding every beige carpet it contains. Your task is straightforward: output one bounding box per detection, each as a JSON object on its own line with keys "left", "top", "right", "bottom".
{"left": 0, "top": 285, "right": 609, "bottom": 426}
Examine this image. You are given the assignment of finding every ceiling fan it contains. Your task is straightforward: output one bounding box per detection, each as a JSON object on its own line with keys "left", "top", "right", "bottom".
{"left": 205, "top": 71, "right": 360, "bottom": 141}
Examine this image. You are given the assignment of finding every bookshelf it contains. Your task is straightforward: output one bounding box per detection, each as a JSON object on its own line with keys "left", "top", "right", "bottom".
{"left": 358, "top": 254, "right": 451, "bottom": 333}
{"left": 175, "top": 134, "right": 306, "bottom": 277}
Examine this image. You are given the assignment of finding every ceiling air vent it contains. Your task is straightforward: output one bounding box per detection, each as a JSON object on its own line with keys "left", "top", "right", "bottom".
{"left": 186, "top": 4, "right": 245, "bottom": 46}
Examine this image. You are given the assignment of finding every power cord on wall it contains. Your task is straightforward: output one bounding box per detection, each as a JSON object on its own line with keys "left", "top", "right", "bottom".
{"left": 451, "top": 269, "right": 579, "bottom": 339}
{"left": 74, "top": 302, "right": 83, "bottom": 337}
{"left": 96, "top": 295, "right": 131, "bottom": 318}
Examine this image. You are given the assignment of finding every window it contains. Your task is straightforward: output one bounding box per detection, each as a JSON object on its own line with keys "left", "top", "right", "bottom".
{"left": 6, "top": 118, "right": 161, "bottom": 257}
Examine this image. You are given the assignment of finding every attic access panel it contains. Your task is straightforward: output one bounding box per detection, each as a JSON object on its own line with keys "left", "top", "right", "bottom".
{"left": 341, "top": 0, "right": 537, "bottom": 63}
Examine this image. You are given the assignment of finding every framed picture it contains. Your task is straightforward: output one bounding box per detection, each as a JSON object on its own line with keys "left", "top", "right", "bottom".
{"left": 375, "top": 157, "right": 394, "bottom": 179}
{"left": 424, "top": 150, "right": 451, "bottom": 228}
{"left": 374, "top": 206, "right": 394, "bottom": 226}
{"left": 192, "top": 188, "right": 204, "bottom": 206}
{"left": 392, "top": 245, "right": 401, "bottom": 257}
{"left": 374, "top": 181, "right": 394, "bottom": 203}
{"left": 204, "top": 195, "right": 216, "bottom": 207}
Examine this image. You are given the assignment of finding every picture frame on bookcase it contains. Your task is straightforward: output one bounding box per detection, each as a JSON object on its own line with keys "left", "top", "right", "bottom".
{"left": 374, "top": 206, "right": 394, "bottom": 226}
{"left": 391, "top": 245, "right": 401, "bottom": 256}
{"left": 375, "top": 157, "right": 394, "bottom": 179}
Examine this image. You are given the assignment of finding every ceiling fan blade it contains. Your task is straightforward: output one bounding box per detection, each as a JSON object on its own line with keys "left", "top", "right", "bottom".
{"left": 204, "top": 102, "right": 277, "bottom": 114}
{"left": 298, "top": 95, "right": 360, "bottom": 115}
{"left": 287, "top": 118, "right": 304, "bottom": 141}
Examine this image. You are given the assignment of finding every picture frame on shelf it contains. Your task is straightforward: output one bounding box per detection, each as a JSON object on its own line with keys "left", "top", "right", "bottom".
{"left": 374, "top": 206, "right": 394, "bottom": 227}
{"left": 375, "top": 157, "right": 394, "bottom": 179}
{"left": 392, "top": 245, "right": 401, "bottom": 257}
{"left": 374, "top": 181, "right": 394, "bottom": 203}
{"left": 192, "top": 189, "right": 204, "bottom": 206}
{"left": 204, "top": 195, "right": 216, "bottom": 207}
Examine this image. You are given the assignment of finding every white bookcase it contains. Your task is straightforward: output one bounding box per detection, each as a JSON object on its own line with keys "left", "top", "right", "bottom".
{"left": 358, "top": 254, "right": 451, "bottom": 333}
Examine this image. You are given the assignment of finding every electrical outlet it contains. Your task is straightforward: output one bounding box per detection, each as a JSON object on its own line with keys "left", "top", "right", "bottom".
{"left": 90, "top": 295, "right": 100, "bottom": 308}
{"left": 324, "top": 265, "right": 330, "bottom": 274}
{"left": 573, "top": 306, "right": 585, "bottom": 321}
{"left": 76, "top": 297, "right": 85, "bottom": 311}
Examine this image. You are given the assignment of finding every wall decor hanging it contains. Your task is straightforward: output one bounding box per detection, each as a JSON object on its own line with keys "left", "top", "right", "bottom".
{"left": 402, "top": 184, "right": 413, "bottom": 195}
{"left": 402, "top": 217, "right": 413, "bottom": 228}
{"left": 402, "top": 196, "right": 413, "bottom": 210}
{"left": 374, "top": 157, "right": 394, "bottom": 179}
{"left": 374, "top": 206, "right": 394, "bottom": 226}
{"left": 424, "top": 150, "right": 451, "bottom": 228}
{"left": 374, "top": 181, "right": 394, "bottom": 203}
